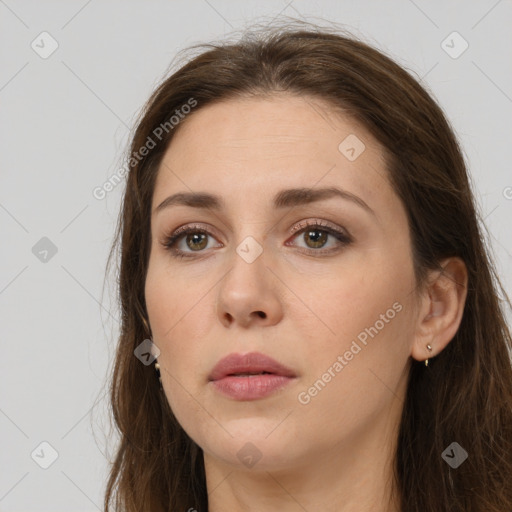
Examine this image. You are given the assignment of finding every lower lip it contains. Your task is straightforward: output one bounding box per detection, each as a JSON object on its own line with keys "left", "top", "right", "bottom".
{"left": 210, "top": 374, "right": 294, "bottom": 400}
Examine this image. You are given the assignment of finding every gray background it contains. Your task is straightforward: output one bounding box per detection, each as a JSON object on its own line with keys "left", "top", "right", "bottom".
{"left": 1, "top": 1, "right": 511, "bottom": 510}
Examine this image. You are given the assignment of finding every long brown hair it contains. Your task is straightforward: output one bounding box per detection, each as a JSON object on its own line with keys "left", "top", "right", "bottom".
{"left": 103, "top": 19, "right": 512, "bottom": 512}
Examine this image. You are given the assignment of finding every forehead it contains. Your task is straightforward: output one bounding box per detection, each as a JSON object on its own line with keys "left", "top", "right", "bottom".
{"left": 166, "top": 94, "right": 376, "bottom": 157}
{"left": 153, "top": 94, "right": 392, "bottom": 215}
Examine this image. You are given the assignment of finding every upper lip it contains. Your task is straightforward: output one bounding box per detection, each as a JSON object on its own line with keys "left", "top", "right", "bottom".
{"left": 208, "top": 352, "right": 296, "bottom": 381}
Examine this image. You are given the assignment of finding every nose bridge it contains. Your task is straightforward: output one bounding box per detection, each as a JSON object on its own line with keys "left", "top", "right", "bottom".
{"left": 227, "top": 231, "right": 270, "bottom": 291}
{"left": 224, "top": 203, "right": 272, "bottom": 263}
{"left": 216, "top": 193, "right": 279, "bottom": 277}
{"left": 215, "top": 226, "right": 282, "bottom": 327}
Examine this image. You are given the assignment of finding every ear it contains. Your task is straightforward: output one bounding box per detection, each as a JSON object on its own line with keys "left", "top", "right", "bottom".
{"left": 411, "top": 257, "right": 468, "bottom": 363}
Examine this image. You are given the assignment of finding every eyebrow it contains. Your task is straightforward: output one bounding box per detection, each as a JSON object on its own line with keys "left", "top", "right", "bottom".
{"left": 153, "top": 186, "right": 376, "bottom": 217}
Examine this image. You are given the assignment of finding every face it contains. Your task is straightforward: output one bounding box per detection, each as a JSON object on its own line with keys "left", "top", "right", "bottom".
{"left": 145, "top": 94, "right": 420, "bottom": 472}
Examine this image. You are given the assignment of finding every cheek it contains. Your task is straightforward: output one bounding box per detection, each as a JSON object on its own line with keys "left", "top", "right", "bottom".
{"left": 145, "top": 272, "right": 205, "bottom": 425}
{"left": 145, "top": 256, "right": 200, "bottom": 337}
{"left": 292, "top": 290, "right": 413, "bottom": 440}
{"left": 144, "top": 261, "right": 212, "bottom": 383}
{"left": 145, "top": 275, "right": 178, "bottom": 341}
{"left": 287, "top": 256, "right": 416, "bottom": 406}
{"left": 288, "top": 254, "right": 409, "bottom": 339}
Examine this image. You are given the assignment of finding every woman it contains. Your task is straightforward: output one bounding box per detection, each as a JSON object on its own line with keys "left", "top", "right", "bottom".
{"left": 103, "top": 21, "right": 512, "bottom": 512}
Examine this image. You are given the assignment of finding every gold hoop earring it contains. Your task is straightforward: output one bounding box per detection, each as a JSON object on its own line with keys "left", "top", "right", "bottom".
{"left": 425, "top": 344, "right": 433, "bottom": 366}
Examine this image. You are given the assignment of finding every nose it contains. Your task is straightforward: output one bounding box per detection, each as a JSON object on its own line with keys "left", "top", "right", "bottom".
{"left": 215, "top": 241, "right": 284, "bottom": 329}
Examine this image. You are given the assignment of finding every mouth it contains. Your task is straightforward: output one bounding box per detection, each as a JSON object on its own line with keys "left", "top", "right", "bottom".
{"left": 208, "top": 352, "right": 296, "bottom": 381}
{"left": 208, "top": 352, "right": 297, "bottom": 400}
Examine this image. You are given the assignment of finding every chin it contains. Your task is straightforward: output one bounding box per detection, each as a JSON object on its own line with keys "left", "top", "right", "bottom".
{"left": 198, "top": 420, "right": 302, "bottom": 471}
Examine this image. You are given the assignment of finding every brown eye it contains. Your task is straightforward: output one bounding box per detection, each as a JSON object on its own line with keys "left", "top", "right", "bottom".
{"left": 302, "top": 228, "right": 329, "bottom": 249}
{"left": 163, "top": 228, "right": 216, "bottom": 254}
{"left": 183, "top": 232, "right": 208, "bottom": 251}
{"left": 287, "top": 220, "right": 353, "bottom": 256}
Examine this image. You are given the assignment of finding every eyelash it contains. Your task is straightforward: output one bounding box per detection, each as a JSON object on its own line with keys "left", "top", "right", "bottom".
{"left": 161, "top": 220, "right": 353, "bottom": 260}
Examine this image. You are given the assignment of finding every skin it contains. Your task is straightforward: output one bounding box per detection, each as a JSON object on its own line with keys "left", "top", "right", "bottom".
{"left": 145, "top": 94, "right": 468, "bottom": 512}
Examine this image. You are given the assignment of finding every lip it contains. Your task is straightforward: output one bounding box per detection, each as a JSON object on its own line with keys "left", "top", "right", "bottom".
{"left": 208, "top": 352, "right": 297, "bottom": 401}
